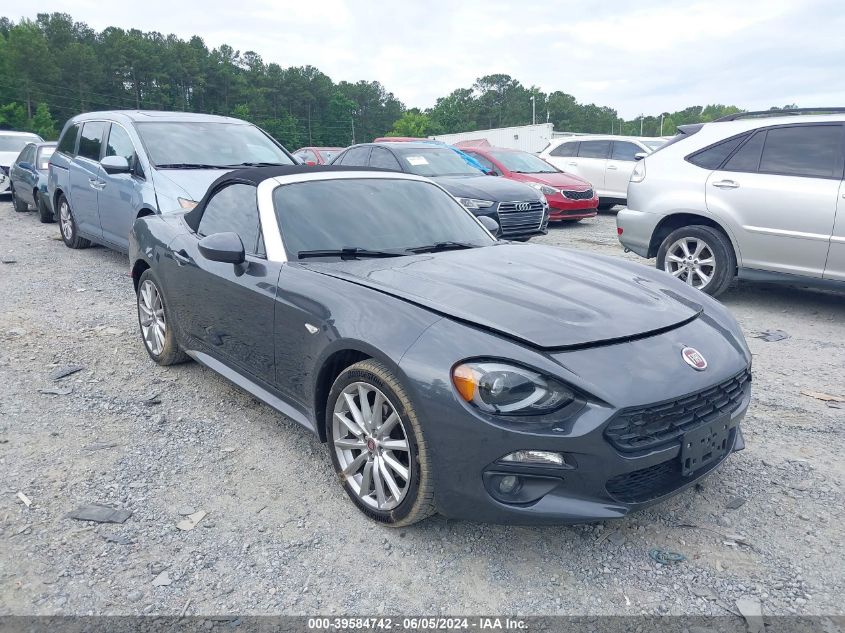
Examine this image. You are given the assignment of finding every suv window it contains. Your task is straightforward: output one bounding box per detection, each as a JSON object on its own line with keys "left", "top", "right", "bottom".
{"left": 106, "top": 124, "right": 136, "bottom": 166}
{"left": 722, "top": 132, "right": 765, "bottom": 173}
{"left": 578, "top": 141, "right": 611, "bottom": 159}
{"left": 550, "top": 141, "right": 578, "bottom": 157}
{"left": 339, "top": 146, "right": 371, "bottom": 166}
{"left": 759, "top": 125, "right": 842, "bottom": 178}
{"left": 687, "top": 134, "right": 748, "bottom": 169}
{"left": 198, "top": 183, "right": 264, "bottom": 256}
{"left": 57, "top": 123, "right": 80, "bottom": 155}
{"left": 611, "top": 141, "right": 642, "bottom": 161}
{"left": 78, "top": 122, "right": 107, "bottom": 161}
{"left": 369, "top": 147, "right": 402, "bottom": 171}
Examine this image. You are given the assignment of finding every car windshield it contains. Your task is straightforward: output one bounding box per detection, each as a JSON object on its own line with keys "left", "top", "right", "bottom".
{"left": 393, "top": 147, "right": 483, "bottom": 177}
{"left": 490, "top": 150, "right": 558, "bottom": 173}
{"left": 317, "top": 149, "right": 342, "bottom": 162}
{"left": 641, "top": 140, "right": 666, "bottom": 151}
{"left": 0, "top": 134, "right": 41, "bottom": 152}
{"left": 135, "top": 122, "right": 293, "bottom": 168}
{"left": 273, "top": 178, "right": 495, "bottom": 258}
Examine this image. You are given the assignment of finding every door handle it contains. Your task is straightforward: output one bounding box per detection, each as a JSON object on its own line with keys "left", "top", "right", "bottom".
{"left": 172, "top": 250, "right": 192, "bottom": 266}
{"left": 607, "top": 164, "right": 618, "bottom": 170}
{"left": 712, "top": 180, "right": 739, "bottom": 189}
{"left": 567, "top": 162, "right": 577, "bottom": 166}
{"left": 88, "top": 178, "right": 106, "bottom": 190}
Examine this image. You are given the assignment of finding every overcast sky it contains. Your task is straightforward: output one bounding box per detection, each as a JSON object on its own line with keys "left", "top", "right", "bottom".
{"left": 17, "top": 0, "right": 845, "bottom": 119}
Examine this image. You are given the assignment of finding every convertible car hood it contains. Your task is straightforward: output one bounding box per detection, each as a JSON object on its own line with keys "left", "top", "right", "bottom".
{"left": 307, "top": 244, "right": 702, "bottom": 349}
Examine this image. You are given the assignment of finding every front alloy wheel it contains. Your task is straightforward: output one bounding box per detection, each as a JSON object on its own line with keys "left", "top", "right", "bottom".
{"left": 663, "top": 237, "right": 716, "bottom": 289}
{"left": 327, "top": 360, "right": 435, "bottom": 526}
{"left": 135, "top": 269, "right": 188, "bottom": 366}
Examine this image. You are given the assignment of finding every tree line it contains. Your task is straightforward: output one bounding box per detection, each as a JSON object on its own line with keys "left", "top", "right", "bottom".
{"left": 0, "top": 13, "right": 791, "bottom": 146}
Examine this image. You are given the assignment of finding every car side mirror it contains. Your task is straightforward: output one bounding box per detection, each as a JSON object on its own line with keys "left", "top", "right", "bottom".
{"left": 101, "top": 155, "right": 131, "bottom": 174}
{"left": 198, "top": 232, "right": 245, "bottom": 265}
{"left": 634, "top": 152, "right": 647, "bottom": 161}
{"left": 478, "top": 216, "right": 500, "bottom": 234}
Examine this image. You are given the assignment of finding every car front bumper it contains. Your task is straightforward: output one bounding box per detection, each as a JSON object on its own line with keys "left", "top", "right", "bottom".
{"left": 400, "top": 313, "right": 752, "bottom": 524}
{"left": 547, "top": 196, "right": 599, "bottom": 220}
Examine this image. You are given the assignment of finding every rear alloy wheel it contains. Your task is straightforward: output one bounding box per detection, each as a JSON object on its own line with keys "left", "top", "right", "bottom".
{"left": 11, "top": 185, "right": 28, "bottom": 212}
{"left": 327, "top": 360, "right": 434, "bottom": 526}
{"left": 657, "top": 225, "right": 736, "bottom": 297}
{"left": 136, "top": 270, "right": 189, "bottom": 366}
{"left": 57, "top": 194, "right": 91, "bottom": 249}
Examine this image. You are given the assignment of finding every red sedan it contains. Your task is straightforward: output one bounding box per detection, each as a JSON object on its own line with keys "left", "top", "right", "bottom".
{"left": 293, "top": 147, "right": 345, "bottom": 165}
{"left": 460, "top": 147, "right": 598, "bottom": 221}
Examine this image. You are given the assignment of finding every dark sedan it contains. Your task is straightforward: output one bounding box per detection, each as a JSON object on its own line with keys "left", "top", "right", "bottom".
{"left": 331, "top": 142, "right": 549, "bottom": 241}
{"left": 8, "top": 141, "right": 57, "bottom": 222}
{"left": 129, "top": 165, "right": 752, "bottom": 526}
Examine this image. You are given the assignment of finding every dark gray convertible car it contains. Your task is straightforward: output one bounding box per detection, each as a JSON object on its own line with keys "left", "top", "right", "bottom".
{"left": 129, "top": 165, "right": 752, "bottom": 526}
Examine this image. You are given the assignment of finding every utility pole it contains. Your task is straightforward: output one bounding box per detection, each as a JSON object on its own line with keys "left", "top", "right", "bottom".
{"left": 660, "top": 113, "right": 665, "bottom": 136}
{"left": 530, "top": 95, "right": 536, "bottom": 125}
{"left": 640, "top": 114, "right": 644, "bottom": 136}
{"left": 350, "top": 116, "right": 355, "bottom": 145}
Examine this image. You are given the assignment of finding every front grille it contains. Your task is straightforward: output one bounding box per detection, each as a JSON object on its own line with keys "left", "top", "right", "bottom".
{"left": 497, "top": 200, "right": 545, "bottom": 235}
{"left": 561, "top": 188, "right": 593, "bottom": 200}
{"left": 604, "top": 369, "right": 751, "bottom": 453}
{"left": 606, "top": 431, "right": 733, "bottom": 503}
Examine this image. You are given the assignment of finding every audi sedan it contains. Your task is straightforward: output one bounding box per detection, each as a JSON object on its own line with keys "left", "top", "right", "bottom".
{"left": 129, "top": 165, "right": 752, "bottom": 526}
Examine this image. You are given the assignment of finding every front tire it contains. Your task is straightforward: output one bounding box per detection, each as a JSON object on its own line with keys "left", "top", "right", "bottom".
{"left": 11, "top": 185, "right": 28, "bottom": 212}
{"left": 57, "top": 194, "right": 91, "bottom": 249}
{"left": 327, "top": 360, "right": 435, "bottom": 526}
{"left": 136, "top": 269, "right": 189, "bottom": 366}
{"left": 657, "top": 225, "right": 736, "bottom": 297}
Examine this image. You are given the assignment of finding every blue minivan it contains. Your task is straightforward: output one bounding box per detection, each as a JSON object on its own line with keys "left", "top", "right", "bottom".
{"left": 48, "top": 111, "right": 295, "bottom": 252}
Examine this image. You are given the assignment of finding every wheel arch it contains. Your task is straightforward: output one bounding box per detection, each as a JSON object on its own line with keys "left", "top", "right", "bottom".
{"left": 52, "top": 187, "right": 66, "bottom": 211}
{"left": 131, "top": 258, "right": 151, "bottom": 292}
{"left": 136, "top": 207, "right": 156, "bottom": 220}
{"left": 648, "top": 212, "right": 740, "bottom": 264}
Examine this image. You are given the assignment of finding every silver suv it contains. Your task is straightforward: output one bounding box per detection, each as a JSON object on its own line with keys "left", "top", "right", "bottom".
{"left": 617, "top": 110, "right": 845, "bottom": 296}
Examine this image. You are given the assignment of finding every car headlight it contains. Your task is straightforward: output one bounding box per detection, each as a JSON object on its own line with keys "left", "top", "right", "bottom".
{"left": 458, "top": 198, "right": 495, "bottom": 210}
{"left": 526, "top": 182, "right": 559, "bottom": 196}
{"left": 630, "top": 160, "right": 646, "bottom": 183}
{"left": 178, "top": 197, "right": 198, "bottom": 209}
{"left": 452, "top": 361, "right": 574, "bottom": 415}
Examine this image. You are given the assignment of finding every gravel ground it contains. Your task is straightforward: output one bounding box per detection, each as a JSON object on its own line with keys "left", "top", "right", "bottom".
{"left": 0, "top": 202, "right": 843, "bottom": 617}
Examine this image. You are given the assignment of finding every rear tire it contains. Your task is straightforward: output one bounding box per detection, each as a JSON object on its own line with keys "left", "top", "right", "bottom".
{"left": 57, "top": 194, "right": 91, "bottom": 249}
{"left": 37, "top": 193, "right": 54, "bottom": 223}
{"left": 11, "top": 185, "right": 28, "bottom": 212}
{"left": 657, "top": 225, "right": 736, "bottom": 297}
{"left": 136, "top": 269, "right": 189, "bottom": 366}
{"left": 327, "top": 359, "right": 435, "bottom": 527}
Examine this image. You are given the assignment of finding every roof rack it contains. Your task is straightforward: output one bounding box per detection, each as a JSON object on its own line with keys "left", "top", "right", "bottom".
{"left": 716, "top": 107, "right": 845, "bottom": 122}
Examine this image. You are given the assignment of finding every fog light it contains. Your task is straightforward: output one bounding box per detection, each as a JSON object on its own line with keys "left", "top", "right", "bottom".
{"left": 500, "top": 450, "right": 573, "bottom": 468}
{"left": 498, "top": 475, "right": 520, "bottom": 494}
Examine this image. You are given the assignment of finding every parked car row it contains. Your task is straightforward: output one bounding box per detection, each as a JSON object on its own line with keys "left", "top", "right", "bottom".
{"left": 0, "top": 109, "right": 754, "bottom": 527}
{"left": 617, "top": 110, "right": 845, "bottom": 297}
{"left": 0, "top": 130, "right": 45, "bottom": 194}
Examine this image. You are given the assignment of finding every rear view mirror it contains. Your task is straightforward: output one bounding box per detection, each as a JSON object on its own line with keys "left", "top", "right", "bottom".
{"left": 101, "top": 155, "right": 131, "bottom": 174}
{"left": 478, "top": 216, "right": 500, "bottom": 234}
{"left": 198, "top": 232, "right": 245, "bottom": 265}
{"left": 634, "top": 152, "right": 648, "bottom": 161}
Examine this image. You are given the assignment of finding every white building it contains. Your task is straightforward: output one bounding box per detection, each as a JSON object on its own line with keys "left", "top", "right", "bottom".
{"left": 429, "top": 123, "right": 556, "bottom": 153}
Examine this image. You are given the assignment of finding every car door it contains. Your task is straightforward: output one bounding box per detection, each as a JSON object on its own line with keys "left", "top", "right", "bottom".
{"left": 166, "top": 183, "right": 280, "bottom": 385}
{"left": 573, "top": 140, "right": 611, "bottom": 195}
{"left": 11, "top": 144, "right": 37, "bottom": 205}
{"left": 606, "top": 141, "right": 643, "bottom": 198}
{"left": 98, "top": 123, "right": 145, "bottom": 251}
{"left": 68, "top": 121, "right": 108, "bottom": 239}
{"left": 705, "top": 124, "right": 843, "bottom": 278}
{"left": 823, "top": 180, "right": 845, "bottom": 281}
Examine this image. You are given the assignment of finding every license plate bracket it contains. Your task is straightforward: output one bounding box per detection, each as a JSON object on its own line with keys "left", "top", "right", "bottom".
{"left": 680, "top": 419, "right": 732, "bottom": 477}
